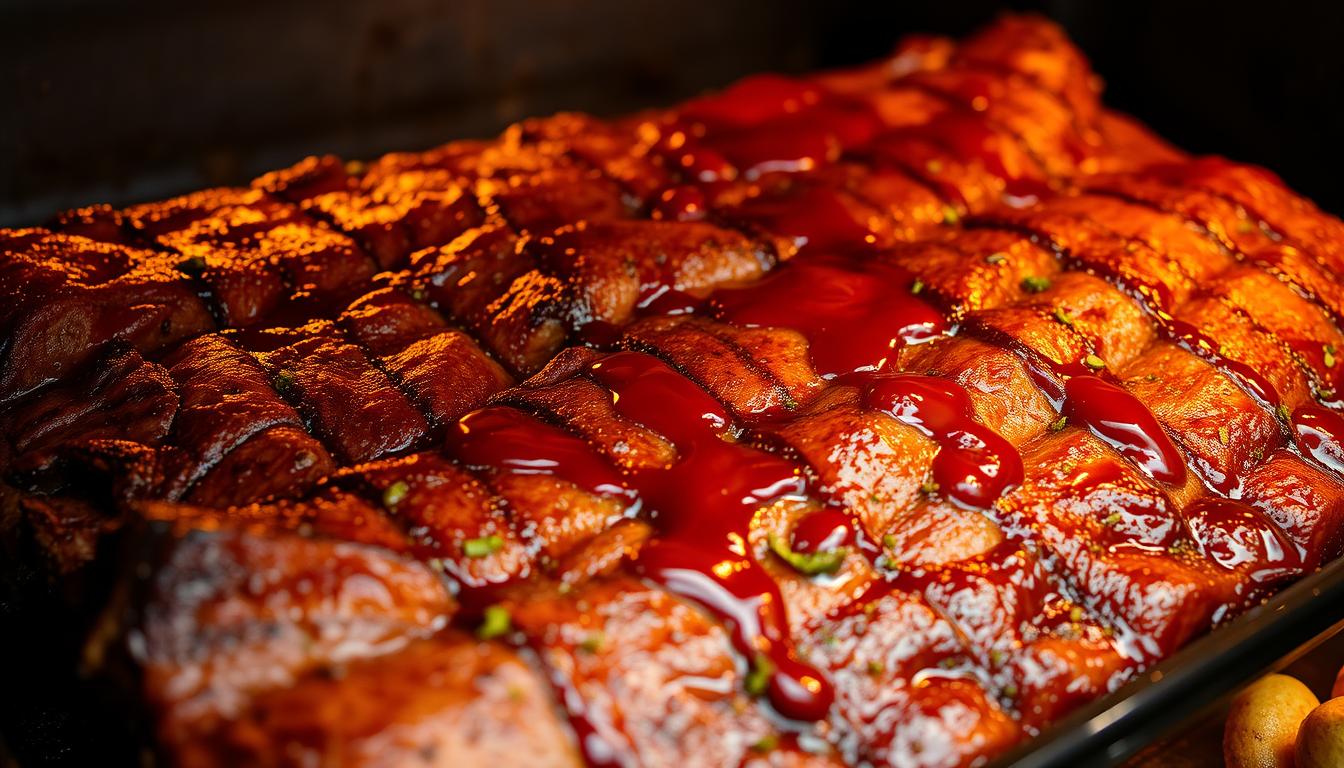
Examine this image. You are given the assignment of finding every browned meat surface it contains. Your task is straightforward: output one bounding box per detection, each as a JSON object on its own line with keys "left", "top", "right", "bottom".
{"left": 3, "top": 14, "right": 1344, "bottom": 768}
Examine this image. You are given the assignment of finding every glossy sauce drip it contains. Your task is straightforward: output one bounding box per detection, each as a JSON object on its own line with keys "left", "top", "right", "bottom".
{"left": 587, "top": 351, "right": 835, "bottom": 722}
{"left": 863, "top": 374, "right": 1025, "bottom": 509}
{"left": 790, "top": 509, "right": 853, "bottom": 554}
{"left": 1161, "top": 316, "right": 1280, "bottom": 409}
{"left": 722, "top": 182, "right": 880, "bottom": 255}
{"left": 669, "top": 74, "right": 881, "bottom": 181}
{"left": 963, "top": 320, "right": 1188, "bottom": 486}
{"left": 1293, "top": 405, "right": 1344, "bottom": 475}
{"left": 446, "top": 406, "right": 634, "bottom": 502}
{"left": 1183, "top": 497, "right": 1302, "bottom": 583}
{"left": 972, "top": 218, "right": 1335, "bottom": 483}
{"left": 714, "top": 255, "right": 948, "bottom": 378}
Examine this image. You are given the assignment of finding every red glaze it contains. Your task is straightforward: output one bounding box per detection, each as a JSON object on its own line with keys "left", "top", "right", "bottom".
{"left": 1294, "top": 405, "right": 1344, "bottom": 475}
{"left": 587, "top": 351, "right": 835, "bottom": 722}
{"left": 1061, "top": 374, "right": 1187, "bottom": 486}
{"left": 1058, "top": 461, "right": 1181, "bottom": 552}
{"left": 790, "top": 509, "right": 853, "bottom": 554}
{"left": 965, "top": 320, "right": 1188, "bottom": 487}
{"left": 876, "top": 112, "right": 1051, "bottom": 202}
{"left": 446, "top": 406, "right": 633, "bottom": 501}
{"left": 679, "top": 74, "right": 827, "bottom": 129}
{"left": 1183, "top": 497, "right": 1302, "bottom": 582}
{"left": 649, "top": 186, "right": 709, "bottom": 222}
{"left": 723, "top": 183, "right": 879, "bottom": 254}
{"left": 714, "top": 255, "right": 948, "bottom": 378}
{"left": 672, "top": 74, "right": 881, "bottom": 179}
{"left": 864, "top": 374, "right": 1024, "bottom": 509}
{"left": 1164, "top": 316, "right": 1280, "bottom": 409}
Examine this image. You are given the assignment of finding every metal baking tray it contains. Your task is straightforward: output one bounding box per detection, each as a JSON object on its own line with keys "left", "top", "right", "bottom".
{"left": 5, "top": 4, "right": 1344, "bottom": 765}
{"left": 992, "top": 556, "right": 1344, "bottom": 767}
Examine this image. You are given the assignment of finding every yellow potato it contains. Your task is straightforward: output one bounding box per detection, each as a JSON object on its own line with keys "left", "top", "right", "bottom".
{"left": 1224, "top": 674, "right": 1320, "bottom": 768}
{"left": 1297, "top": 698, "right": 1344, "bottom": 768}
{"left": 1332, "top": 665, "right": 1344, "bottom": 699}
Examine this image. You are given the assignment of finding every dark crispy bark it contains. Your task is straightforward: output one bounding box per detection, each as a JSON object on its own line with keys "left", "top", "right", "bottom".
{"left": 5, "top": 14, "right": 1344, "bottom": 768}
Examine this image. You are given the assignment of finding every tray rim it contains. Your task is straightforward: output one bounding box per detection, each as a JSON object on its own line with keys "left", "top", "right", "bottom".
{"left": 988, "top": 553, "right": 1344, "bottom": 767}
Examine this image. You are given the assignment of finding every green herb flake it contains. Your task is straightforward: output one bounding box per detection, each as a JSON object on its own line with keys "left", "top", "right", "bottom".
{"left": 986, "top": 252, "right": 1008, "bottom": 265}
{"left": 1218, "top": 426, "right": 1230, "bottom": 446}
{"left": 866, "top": 660, "right": 886, "bottom": 676}
{"left": 381, "top": 480, "right": 410, "bottom": 509}
{"left": 1069, "top": 605, "right": 1084, "bottom": 623}
{"left": 1277, "top": 404, "right": 1291, "bottom": 423}
{"left": 1003, "top": 683, "right": 1020, "bottom": 699}
{"left": 273, "top": 369, "right": 298, "bottom": 394}
{"left": 1102, "top": 512, "right": 1122, "bottom": 527}
{"left": 1326, "top": 344, "right": 1337, "bottom": 368}
{"left": 989, "top": 649, "right": 1007, "bottom": 667}
{"left": 176, "top": 255, "right": 207, "bottom": 275}
{"left": 744, "top": 654, "right": 775, "bottom": 697}
{"left": 767, "top": 533, "right": 845, "bottom": 576}
{"left": 1021, "top": 275, "right": 1051, "bottom": 293}
{"left": 882, "top": 534, "right": 898, "bottom": 551}
{"left": 910, "top": 278, "right": 926, "bottom": 295}
{"left": 1049, "top": 415, "right": 1069, "bottom": 432}
{"left": 941, "top": 205, "right": 960, "bottom": 225}
{"left": 477, "top": 605, "right": 512, "bottom": 640}
{"left": 578, "top": 632, "right": 605, "bottom": 654}
{"left": 464, "top": 534, "right": 504, "bottom": 558}
{"left": 1318, "top": 387, "right": 1337, "bottom": 401}
{"left": 920, "top": 479, "right": 940, "bottom": 495}
{"left": 1145, "top": 373, "right": 1159, "bottom": 383}
{"left": 1052, "top": 307, "right": 1075, "bottom": 327}
{"left": 751, "top": 734, "right": 779, "bottom": 753}
{"left": 1083, "top": 354, "right": 1106, "bottom": 371}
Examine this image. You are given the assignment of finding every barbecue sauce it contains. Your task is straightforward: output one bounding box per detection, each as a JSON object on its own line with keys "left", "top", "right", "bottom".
{"left": 587, "top": 351, "right": 835, "bottom": 722}
{"left": 863, "top": 374, "right": 1025, "bottom": 509}
{"left": 714, "top": 256, "right": 947, "bottom": 378}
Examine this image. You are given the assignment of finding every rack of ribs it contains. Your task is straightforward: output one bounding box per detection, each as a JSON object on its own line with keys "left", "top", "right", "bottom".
{"left": 4, "top": 13, "right": 1344, "bottom": 768}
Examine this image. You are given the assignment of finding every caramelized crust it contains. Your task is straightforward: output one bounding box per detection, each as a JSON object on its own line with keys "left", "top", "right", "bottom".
{"left": 4, "top": 14, "right": 1344, "bottom": 768}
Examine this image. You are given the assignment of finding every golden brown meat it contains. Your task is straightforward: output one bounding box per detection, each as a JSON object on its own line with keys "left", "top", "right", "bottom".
{"left": 3, "top": 13, "right": 1343, "bottom": 768}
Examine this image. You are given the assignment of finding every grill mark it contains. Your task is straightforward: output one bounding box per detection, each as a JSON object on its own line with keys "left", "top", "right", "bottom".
{"left": 1084, "top": 184, "right": 1344, "bottom": 359}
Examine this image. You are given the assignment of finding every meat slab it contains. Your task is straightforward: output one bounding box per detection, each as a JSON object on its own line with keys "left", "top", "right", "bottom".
{"left": 4, "top": 14, "right": 1344, "bottom": 768}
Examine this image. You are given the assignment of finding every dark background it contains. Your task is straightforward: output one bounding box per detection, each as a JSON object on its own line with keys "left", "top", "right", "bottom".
{"left": 2, "top": 0, "right": 1342, "bottom": 220}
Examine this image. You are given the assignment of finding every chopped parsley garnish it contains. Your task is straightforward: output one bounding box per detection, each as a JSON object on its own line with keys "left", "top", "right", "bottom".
{"left": 767, "top": 533, "right": 845, "bottom": 576}
{"left": 477, "top": 605, "right": 512, "bottom": 640}
{"left": 744, "top": 653, "right": 775, "bottom": 697}
{"left": 1083, "top": 354, "right": 1106, "bottom": 371}
{"left": 1052, "top": 307, "right": 1075, "bottom": 327}
{"left": 382, "top": 480, "right": 410, "bottom": 509}
{"left": 1049, "top": 415, "right": 1069, "bottom": 432}
{"left": 751, "top": 734, "right": 779, "bottom": 753}
{"left": 941, "top": 205, "right": 960, "bottom": 225}
{"left": 986, "top": 252, "right": 1008, "bottom": 265}
{"left": 464, "top": 534, "right": 504, "bottom": 558}
{"left": 176, "top": 255, "right": 207, "bottom": 275}
{"left": 578, "top": 632, "right": 605, "bottom": 654}
{"left": 1021, "top": 275, "right": 1051, "bottom": 293}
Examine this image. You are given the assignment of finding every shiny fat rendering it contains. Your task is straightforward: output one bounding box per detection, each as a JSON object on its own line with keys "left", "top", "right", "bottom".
{"left": 4, "top": 14, "right": 1344, "bottom": 768}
